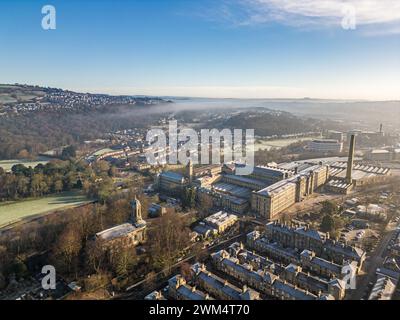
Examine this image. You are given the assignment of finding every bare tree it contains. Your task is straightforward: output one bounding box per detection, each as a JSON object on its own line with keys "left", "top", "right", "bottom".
{"left": 148, "top": 212, "right": 191, "bottom": 271}
{"left": 52, "top": 221, "right": 83, "bottom": 275}
{"left": 84, "top": 239, "right": 106, "bottom": 275}
{"left": 110, "top": 244, "right": 137, "bottom": 277}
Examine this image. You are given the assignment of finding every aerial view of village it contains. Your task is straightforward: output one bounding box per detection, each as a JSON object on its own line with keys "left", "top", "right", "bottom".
{"left": 0, "top": 0, "right": 399, "bottom": 314}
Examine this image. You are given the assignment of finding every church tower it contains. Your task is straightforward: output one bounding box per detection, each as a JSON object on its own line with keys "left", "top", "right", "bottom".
{"left": 131, "top": 197, "right": 145, "bottom": 227}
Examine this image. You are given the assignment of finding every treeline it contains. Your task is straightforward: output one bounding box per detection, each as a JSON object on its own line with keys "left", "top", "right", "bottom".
{"left": 208, "top": 111, "right": 318, "bottom": 137}
{"left": 0, "top": 105, "right": 159, "bottom": 160}
{"left": 254, "top": 140, "right": 308, "bottom": 165}
{"left": 0, "top": 159, "right": 118, "bottom": 202}
{"left": 0, "top": 192, "right": 135, "bottom": 288}
{"left": 0, "top": 190, "right": 192, "bottom": 293}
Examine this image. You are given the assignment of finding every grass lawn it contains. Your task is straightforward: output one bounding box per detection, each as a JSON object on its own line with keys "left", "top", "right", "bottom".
{"left": 92, "top": 148, "right": 114, "bottom": 157}
{"left": 0, "top": 190, "right": 93, "bottom": 228}
{"left": 0, "top": 156, "right": 52, "bottom": 172}
{"left": 0, "top": 94, "right": 17, "bottom": 103}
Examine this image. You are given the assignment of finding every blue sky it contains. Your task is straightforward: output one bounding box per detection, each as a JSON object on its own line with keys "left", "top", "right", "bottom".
{"left": 0, "top": 0, "right": 399, "bottom": 100}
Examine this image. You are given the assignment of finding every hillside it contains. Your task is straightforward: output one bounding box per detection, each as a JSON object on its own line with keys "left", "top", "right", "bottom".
{"left": 0, "top": 84, "right": 169, "bottom": 117}
{"left": 0, "top": 84, "right": 172, "bottom": 159}
{"left": 173, "top": 107, "right": 319, "bottom": 137}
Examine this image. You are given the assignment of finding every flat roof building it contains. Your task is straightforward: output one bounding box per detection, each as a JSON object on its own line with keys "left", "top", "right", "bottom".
{"left": 308, "top": 139, "right": 343, "bottom": 153}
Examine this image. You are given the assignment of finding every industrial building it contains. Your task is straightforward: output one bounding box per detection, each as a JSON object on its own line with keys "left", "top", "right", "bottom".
{"left": 308, "top": 139, "right": 343, "bottom": 153}
{"left": 195, "top": 162, "right": 329, "bottom": 219}
{"left": 327, "top": 130, "right": 344, "bottom": 143}
{"left": 251, "top": 164, "right": 329, "bottom": 220}
{"left": 364, "top": 148, "right": 400, "bottom": 162}
{"left": 157, "top": 171, "right": 187, "bottom": 193}
{"left": 156, "top": 135, "right": 390, "bottom": 221}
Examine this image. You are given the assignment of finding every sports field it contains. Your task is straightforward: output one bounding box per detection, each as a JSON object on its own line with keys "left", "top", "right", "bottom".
{"left": 0, "top": 156, "right": 52, "bottom": 172}
{"left": 0, "top": 191, "right": 93, "bottom": 228}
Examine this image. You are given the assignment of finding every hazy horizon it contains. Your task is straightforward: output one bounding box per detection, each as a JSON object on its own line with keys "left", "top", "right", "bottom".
{"left": 1, "top": 0, "right": 399, "bottom": 100}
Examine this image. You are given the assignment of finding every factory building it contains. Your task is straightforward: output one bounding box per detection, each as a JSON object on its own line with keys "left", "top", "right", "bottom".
{"left": 195, "top": 162, "right": 329, "bottom": 220}
{"left": 365, "top": 148, "right": 400, "bottom": 162}
{"left": 327, "top": 130, "right": 344, "bottom": 143}
{"left": 156, "top": 135, "right": 389, "bottom": 221}
{"left": 247, "top": 165, "right": 294, "bottom": 185}
{"left": 197, "top": 187, "right": 249, "bottom": 214}
{"left": 308, "top": 139, "right": 343, "bottom": 153}
{"left": 326, "top": 135, "right": 391, "bottom": 194}
{"left": 251, "top": 180, "right": 297, "bottom": 220}
{"left": 251, "top": 165, "right": 329, "bottom": 220}
{"left": 157, "top": 171, "right": 187, "bottom": 193}
{"left": 157, "top": 161, "right": 194, "bottom": 193}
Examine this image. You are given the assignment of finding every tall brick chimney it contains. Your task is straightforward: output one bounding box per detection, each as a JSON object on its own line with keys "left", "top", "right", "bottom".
{"left": 346, "top": 134, "right": 356, "bottom": 184}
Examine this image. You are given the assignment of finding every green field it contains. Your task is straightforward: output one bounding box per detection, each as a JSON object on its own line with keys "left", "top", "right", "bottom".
{"left": 0, "top": 191, "right": 93, "bottom": 228}
{"left": 0, "top": 94, "right": 17, "bottom": 103}
{"left": 0, "top": 84, "right": 46, "bottom": 104}
{"left": 0, "top": 156, "right": 51, "bottom": 172}
{"left": 92, "top": 148, "right": 114, "bottom": 157}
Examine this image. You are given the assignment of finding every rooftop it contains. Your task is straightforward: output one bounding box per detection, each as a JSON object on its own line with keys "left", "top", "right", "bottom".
{"left": 95, "top": 223, "right": 140, "bottom": 242}
{"left": 310, "top": 139, "right": 340, "bottom": 144}
{"left": 256, "top": 179, "right": 296, "bottom": 197}
{"left": 160, "top": 171, "right": 185, "bottom": 182}
{"left": 369, "top": 276, "right": 396, "bottom": 300}
{"left": 223, "top": 174, "right": 267, "bottom": 189}
{"left": 212, "top": 182, "right": 252, "bottom": 199}
{"left": 204, "top": 211, "right": 238, "bottom": 227}
{"left": 197, "top": 270, "right": 259, "bottom": 300}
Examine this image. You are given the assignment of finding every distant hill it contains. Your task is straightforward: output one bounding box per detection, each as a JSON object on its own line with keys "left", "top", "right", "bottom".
{"left": 0, "top": 84, "right": 170, "bottom": 116}
{"left": 172, "top": 107, "right": 318, "bottom": 137}
{"left": 171, "top": 97, "right": 400, "bottom": 132}
{"left": 0, "top": 84, "right": 46, "bottom": 104}
{"left": 0, "top": 84, "right": 172, "bottom": 159}
{"left": 0, "top": 84, "right": 397, "bottom": 160}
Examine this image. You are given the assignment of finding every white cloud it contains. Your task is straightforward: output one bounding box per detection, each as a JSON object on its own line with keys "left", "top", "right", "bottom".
{"left": 217, "top": 0, "right": 400, "bottom": 34}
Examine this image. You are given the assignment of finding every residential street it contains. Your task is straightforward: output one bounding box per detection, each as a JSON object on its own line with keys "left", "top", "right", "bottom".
{"left": 348, "top": 221, "right": 397, "bottom": 300}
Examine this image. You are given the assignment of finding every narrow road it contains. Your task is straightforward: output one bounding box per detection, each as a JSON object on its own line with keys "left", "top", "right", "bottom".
{"left": 348, "top": 221, "right": 396, "bottom": 300}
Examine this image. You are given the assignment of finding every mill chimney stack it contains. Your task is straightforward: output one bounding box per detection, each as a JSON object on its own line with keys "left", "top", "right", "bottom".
{"left": 346, "top": 134, "right": 356, "bottom": 184}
